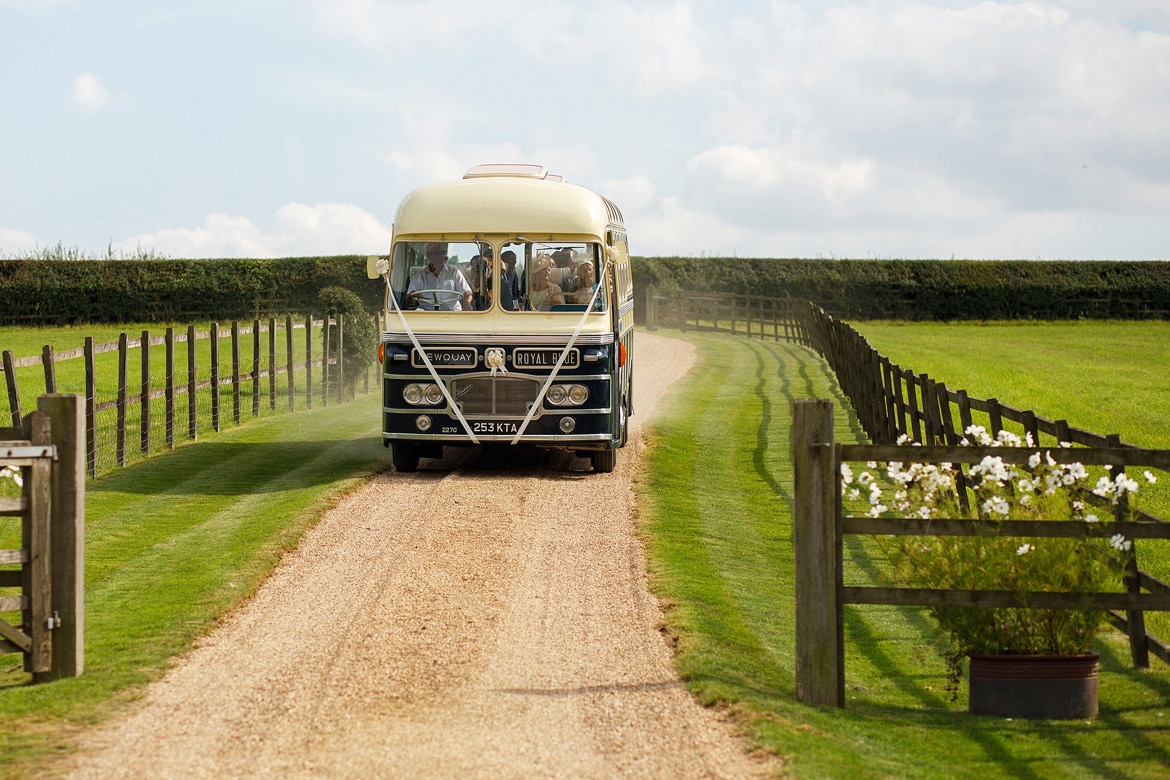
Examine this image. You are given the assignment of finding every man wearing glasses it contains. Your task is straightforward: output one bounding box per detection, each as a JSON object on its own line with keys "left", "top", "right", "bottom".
{"left": 405, "top": 242, "right": 474, "bottom": 311}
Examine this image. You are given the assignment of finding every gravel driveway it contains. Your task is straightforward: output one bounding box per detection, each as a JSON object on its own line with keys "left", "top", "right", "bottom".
{"left": 68, "top": 331, "right": 776, "bottom": 779}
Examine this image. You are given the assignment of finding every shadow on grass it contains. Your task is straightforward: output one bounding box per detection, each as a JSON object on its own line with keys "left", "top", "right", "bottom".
{"left": 1091, "top": 642, "right": 1170, "bottom": 770}
{"left": 87, "top": 437, "right": 388, "bottom": 495}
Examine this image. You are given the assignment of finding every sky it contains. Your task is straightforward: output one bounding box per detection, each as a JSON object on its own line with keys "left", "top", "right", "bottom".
{"left": 2, "top": 0, "right": 1169, "bottom": 260}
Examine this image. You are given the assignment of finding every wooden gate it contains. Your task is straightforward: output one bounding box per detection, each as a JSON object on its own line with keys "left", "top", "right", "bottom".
{"left": 793, "top": 398, "right": 1170, "bottom": 707}
{"left": 0, "top": 394, "right": 85, "bottom": 681}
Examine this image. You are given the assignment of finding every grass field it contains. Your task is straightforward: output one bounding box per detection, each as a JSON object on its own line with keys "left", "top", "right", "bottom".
{"left": 2, "top": 321, "right": 1169, "bottom": 777}
{"left": 640, "top": 328, "right": 1170, "bottom": 779}
{"left": 854, "top": 320, "right": 1170, "bottom": 450}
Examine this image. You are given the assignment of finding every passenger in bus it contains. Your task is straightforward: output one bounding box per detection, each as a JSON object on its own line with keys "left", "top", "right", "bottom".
{"left": 468, "top": 254, "right": 492, "bottom": 311}
{"left": 570, "top": 261, "right": 600, "bottom": 306}
{"left": 406, "top": 242, "right": 473, "bottom": 311}
{"left": 551, "top": 249, "right": 579, "bottom": 293}
{"left": 529, "top": 254, "right": 565, "bottom": 311}
{"left": 499, "top": 250, "right": 521, "bottom": 310}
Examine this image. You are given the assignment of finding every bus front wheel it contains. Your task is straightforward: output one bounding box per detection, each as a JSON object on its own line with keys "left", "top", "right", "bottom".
{"left": 392, "top": 442, "right": 420, "bottom": 473}
{"left": 591, "top": 448, "right": 616, "bottom": 474}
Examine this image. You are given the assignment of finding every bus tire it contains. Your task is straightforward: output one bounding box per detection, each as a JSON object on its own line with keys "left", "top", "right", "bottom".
{"left": 392, "top": 442, "right": 420, "bottom": 473}
{"left": 618, "top": 400, "right": 630, "bottom": 447}
{"left": 591, "top": 448, "right": 616, "bottom": 474}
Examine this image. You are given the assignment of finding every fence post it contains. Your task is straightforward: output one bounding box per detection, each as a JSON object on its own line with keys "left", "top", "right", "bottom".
{"left": 3, "top": 350, "right": 21, "bottom": 427}
{"left": 986, "top": 397, "right": 1004, "bottom": 437}
{"left": 231, "top": 322, "right": 241, "bottom": 425}
{"left": 187, "top": 325, "right": 197, "bottom": 440}
{"left": 42, "top": 346, "right": 57, "bottom": 394}
{"left": 39, "top": 394, "right": 84, "bottom": 679}
{"left": 116, "top": 334, "right": 128, "bottom": 468}
{"left": 251, "top": 318, "right": 260, "bottom": 418}
{"left": 24, "top": 411, "right": 52, "bottom": 676}
{"left": 285, "top": 315, "right": 296, "bottom": 412}
{"left": 906, "top": 371, "right": 923, "bottom": 442}
{"left": 337, "top": 314, "right": 345, "bottom": 403}
{"left": 305, "top": 315, "right": 314, "bottom": 410}
{"left": 793, "top": 398, "right": 843, "bottom": 707}
{"left": 1021, "top": 409, "right": 1039, "bottom": 447}
{"left": 211, "top": 323, "right": 221, "bottom": 433}
{"left": 1108, "top": 432, "right": 1150, "bottom": 668}
{"left": 165, "top": 328, "right": 175, "bottom": 449}
{"left": 84, "top": 338, "right": 97, "bottom": 478}
{"left": 268, "top": 318, "right": 277, "bottom": 412}
{"left": 140, "top": 330, "right": 151, "bottom": 455}
{"left": 252, "top": 320, "right": 261, "bottom": 418}
{"left": 322, "top": 318, "right": 331, "bottom": 408}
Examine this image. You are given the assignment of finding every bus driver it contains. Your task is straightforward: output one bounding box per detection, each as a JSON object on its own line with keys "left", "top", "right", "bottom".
{"left": 406, "top": 242, "right": 474, "bottom": 311}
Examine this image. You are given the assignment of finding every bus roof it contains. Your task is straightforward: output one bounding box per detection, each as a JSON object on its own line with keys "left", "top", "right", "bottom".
{"left": 392, "top": 167, "right": 625, "bottom": 240}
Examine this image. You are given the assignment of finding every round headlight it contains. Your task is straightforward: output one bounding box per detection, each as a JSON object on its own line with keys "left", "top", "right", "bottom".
{"left": 568, "top": 384, "right": 589, "bottom": 405}
{"left": 547, "top": 385, "right": 567, "bottom": 405}
{"left": 559, "top": 416, "right": 576, "bottom": 433}
{"left": 423, "top": 384, "right": 444, "bottom": 405}
{"left": 402, "top": 384, "right": 423, "bottom": 405}
{"left": 415, "top": 415, "right": 432, "bottom": 432}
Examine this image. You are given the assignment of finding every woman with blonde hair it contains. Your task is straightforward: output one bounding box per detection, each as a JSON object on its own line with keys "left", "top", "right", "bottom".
{"left": 528, "top": 253, "right": 565, "bottom": 311}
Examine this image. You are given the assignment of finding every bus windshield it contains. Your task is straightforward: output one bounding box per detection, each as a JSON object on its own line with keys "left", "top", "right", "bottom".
{"left": 389, "top": 240, "right": 607, "bottom": 313}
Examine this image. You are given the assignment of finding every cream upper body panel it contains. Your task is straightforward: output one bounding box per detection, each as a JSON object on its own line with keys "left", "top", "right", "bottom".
{"left": 393, "top": 176, "right": 620, "bottom": 241}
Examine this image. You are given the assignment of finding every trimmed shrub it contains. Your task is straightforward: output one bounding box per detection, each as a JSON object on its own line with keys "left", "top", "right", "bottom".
{"left": 316, "top": 286, "right": 378, "bottom": 395}
{"left": 0, "top": 256, "right": 381, "bottom": 325}
{"left": 631, "top": 257, "right": 1170, "bottom": 320}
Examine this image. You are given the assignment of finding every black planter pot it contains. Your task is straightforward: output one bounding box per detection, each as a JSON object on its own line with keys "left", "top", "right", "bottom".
{"left": 968, "top": 653, "right": 1099, "bottom": 719}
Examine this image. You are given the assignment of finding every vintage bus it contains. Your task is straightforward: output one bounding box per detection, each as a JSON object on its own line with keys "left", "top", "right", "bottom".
{"left": 367, "top": 163, "right": 635, "bottom": 473}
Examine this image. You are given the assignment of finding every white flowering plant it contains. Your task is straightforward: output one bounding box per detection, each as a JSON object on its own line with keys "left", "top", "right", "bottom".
{"left": 0, "top": 464, "right": 21, "bottom": 496}
{"left": 841, "top": 425, "right": 1155, "bottom": 696}
{"left": 0, "top": 463, "right": 20, "bottom": 488}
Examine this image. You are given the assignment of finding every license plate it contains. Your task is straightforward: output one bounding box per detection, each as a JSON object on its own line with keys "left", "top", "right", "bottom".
{"left": 470, "top": 420, "right": 522, "bottom": 434}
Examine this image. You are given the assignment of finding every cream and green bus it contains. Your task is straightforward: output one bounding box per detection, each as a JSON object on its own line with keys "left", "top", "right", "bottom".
{"left": 367, "top": 164, "right": 635, "bottom": 473}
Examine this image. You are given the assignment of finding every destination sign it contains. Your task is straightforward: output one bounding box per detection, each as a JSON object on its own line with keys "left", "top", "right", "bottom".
{"left": 412, "top": 348, "right": 477, "bottom": 368}
{"left": 512, "top": 348, "right": 580, "bottom": 369}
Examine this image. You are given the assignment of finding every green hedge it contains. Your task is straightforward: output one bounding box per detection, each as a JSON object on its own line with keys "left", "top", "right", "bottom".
{"left": 3, "top": 256, "right": 1168, "bottom": 325}
{"left": 0, "top": 257, "right": 382, "bottom": 325}
{"left": 631, "top": 257, "right": 1170, "bottom": 320}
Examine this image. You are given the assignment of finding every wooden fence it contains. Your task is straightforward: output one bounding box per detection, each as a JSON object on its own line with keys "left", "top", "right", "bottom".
{"left": 644, "top": 285, "right": 810, "bottom": 343}
{"left": 792, "top": 399, "right": 1170, "bottom": 707}
{"left": 644, "top": 289, "right": 1170, "bottom": 703}
{"left": 1, "top": 394, "right": 85, "bottom": 682}
{"left": 2, "top": 315, "right": 370, "bottom": 477}
{"left": 648, "top": 289, "right": 1156, "bottom": 455}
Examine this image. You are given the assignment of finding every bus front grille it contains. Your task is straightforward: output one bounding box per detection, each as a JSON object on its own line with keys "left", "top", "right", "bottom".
{"left": 450, "top": 375, "right": 540, "bottom": 416}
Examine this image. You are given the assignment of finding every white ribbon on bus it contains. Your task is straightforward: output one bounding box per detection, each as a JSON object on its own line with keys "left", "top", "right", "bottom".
{"left": 379, "top": 251, "right": 613, "bottom": 449}
{"left": 510, "top": 253, "right": 613, "bottom": 445}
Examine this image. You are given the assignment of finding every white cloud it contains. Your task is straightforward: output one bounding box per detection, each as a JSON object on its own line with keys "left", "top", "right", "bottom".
{"left": 72, "top": 72, "right": 109, "bottom": 111}
{"left": 599, "top": 175, "right": 656, "bottom": 211}
{"left": 0, "top": 227, "right": 40, "bottom": 255}
{"left": 115, "top": 204, "right": 392, "bottom": 258}
{"left": 312, "top": 0, "right": 725, "bottom": 94}
{"left": 683, "top": 140, "right": 876, "bottom": 227}
{"left": 633, "top": 195, "right": 749, "bottom": 258}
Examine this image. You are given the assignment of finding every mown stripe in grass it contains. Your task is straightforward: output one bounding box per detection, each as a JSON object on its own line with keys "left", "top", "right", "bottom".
{"left": 0, "top": 394, "right": 386, "bottom": 774}
{"left": 642, "top": 330, "right": 1170, "bottom": 779}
